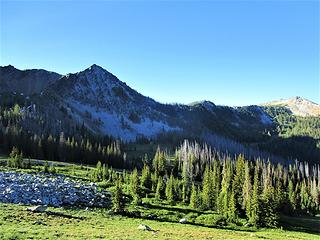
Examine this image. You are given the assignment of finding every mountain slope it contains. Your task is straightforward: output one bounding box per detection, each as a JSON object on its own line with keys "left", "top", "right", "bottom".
{"left": 45, "top": 64, "right": 181, "bottom": 140}
{"left": 1, "top": 64, "right": 319, "bottom": 163}
{"left": 262, "top": 96, "right": 320, "bottom": 117}
{"left": 0, "top": 65, "right": 61, "bottom": 95}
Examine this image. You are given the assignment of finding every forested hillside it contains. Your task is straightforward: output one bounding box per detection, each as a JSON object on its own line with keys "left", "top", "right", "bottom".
{"left": 0, "top": 65, "right": 319, "bottom": 165}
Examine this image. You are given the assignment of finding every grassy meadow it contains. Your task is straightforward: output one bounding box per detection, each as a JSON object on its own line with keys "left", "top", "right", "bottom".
{"left": 0, "top": 157, "right": 319, "bottom": 240}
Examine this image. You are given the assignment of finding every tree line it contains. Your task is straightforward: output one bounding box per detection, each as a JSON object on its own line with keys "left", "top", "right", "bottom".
{"left": 108, "top": 140, "right": 319, "bottom": 227}
{"left": 0, "top": 104, "right": 124, "bottom": 168}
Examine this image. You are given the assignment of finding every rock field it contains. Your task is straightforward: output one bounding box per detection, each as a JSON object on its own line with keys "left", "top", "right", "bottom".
{"left": 0, "top": 171, "right": 111, "bottom": 207}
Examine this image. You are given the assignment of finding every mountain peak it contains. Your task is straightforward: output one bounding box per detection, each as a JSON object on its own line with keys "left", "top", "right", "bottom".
{"left": 81, "top": 64, "right": 106, "bottom": 74}
{"left": 1, "top": 64, "right": 17, "bottom": 72}
{"left": 262, "top": 97, "right": 320, "bottom": 117}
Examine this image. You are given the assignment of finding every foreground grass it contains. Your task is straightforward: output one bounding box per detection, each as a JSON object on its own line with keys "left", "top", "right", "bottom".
{"left": 0, "top": 203, "right": 319, "bottom": 240}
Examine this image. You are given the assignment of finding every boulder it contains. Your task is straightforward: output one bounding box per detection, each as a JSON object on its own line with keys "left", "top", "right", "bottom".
{"left": 27, "top": 205, "right": 47, "bottom": 212}
{"left": 137, "top": 224, "right": 153, "bottom": 231}
{"left": 179, "top": 218, "right": 187, "bottom": 224}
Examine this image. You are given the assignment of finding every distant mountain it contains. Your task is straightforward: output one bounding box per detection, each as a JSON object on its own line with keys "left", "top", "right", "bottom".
{"left": 0, "top": 65, "right": 61, "bottom": 95}
{"left": 1, "top": 64, "right": 319, "bottom": 163}
{"left": 262, "top": 96, "right": 320, "bottom": 117}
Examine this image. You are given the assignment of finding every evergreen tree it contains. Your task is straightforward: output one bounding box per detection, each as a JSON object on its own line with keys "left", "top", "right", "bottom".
{"left": 113, "top": 177, "right": 124, "bottom": 213}
{"left": 201, "top": 165, "right": 214, "bottom": 209}
{"left": 141, "top": 164, "right": 151, "bottom": 189}
{"left": 130, "top": 168, "right": 140, "bottom": 204}
{"left": 228, "top": 188, "right": 237, "bottom": 222}
{"left": 165, "top": 173, "right": 175, "bottom": 203}
{"left": 212, "top": 159, "right": 221, "bottom": 209}
{"left": 261, "top": 185, "right": 279, "bottom": 227}
{"left": 155, "top": 176, "right": 164, "bottom": 200}
{"left": 217, "top": 159, "right": 232, "bottom": 216}
{"left": 189, "top": 184, "right": 200, "bottom": 209}
{"left": 43, "top": 161, "right": 49, "bottom": 173}
{"left": 249, "top": 164, "right": 261, "bottom": 226}
{"left": 243, "top": 161, "right": 252, "bottom": 219}
{"left": 233, "top": 154, "right": 245, "bottom": 212}
{"left": 8, "top": 146, "right": 23, "bottom": 168}
{"left": 288, "top": 178, "right": 297, "bottom": 211}
{"left": 300, "top": 180, "right": 310, "bottom": 212}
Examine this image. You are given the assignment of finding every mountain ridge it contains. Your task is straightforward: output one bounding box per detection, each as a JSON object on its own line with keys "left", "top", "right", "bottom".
{"left": 1, "top": 64, "right": 319, "bottom": 163}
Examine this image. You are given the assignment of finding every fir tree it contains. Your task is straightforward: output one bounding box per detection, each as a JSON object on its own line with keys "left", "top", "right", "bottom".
{"left": 189, "top": 184, "right": 200, "bottom": 209}
{"left": 130, "top": 168, "right": 140, "bottom": 204}
{"left": 165, "top": 173, "right": 175, "bottom": 203}
{"left": 288, "top": 178, "right": 297, "bottom": 211}
{"left": 141, "top": 164, "right": 151, "bottom": 189}
{"left": 113, "top": 177, "right": 124, "bottom": 213}
{"left": 201, "top": 166, "right": 214, "bottom": 209}
{"left": 261, "top": 185, "right": 279, "bottom": 227}
{"left": 249, "top": 164, "right": 261, "bottom": 226}
{"left": 155, "top": 176, "right": 164, "bottom": 200}
{"left": 233, "top": 154, "right": 245, "bottom": 211}
{"left": 228, "top": 187, "right": 237, "bottom": 222}
{"left": 243, "top": 161, "right": 252, "bottom": 219}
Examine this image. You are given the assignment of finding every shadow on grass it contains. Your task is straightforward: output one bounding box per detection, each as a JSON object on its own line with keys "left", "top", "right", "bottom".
{"left": 45, "top": 210, "right": 85, "bottom": 220}
{"left": 144, "top": 202, "right": 204, "bottom": 215}
{"left": 120, "top": 209, "right": 256, "bottom": 233}
{"left": 279, "top": 214, "right": 320, "bottom": 235}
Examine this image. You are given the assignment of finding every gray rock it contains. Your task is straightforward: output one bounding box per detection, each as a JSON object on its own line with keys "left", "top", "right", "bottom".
{"left": 137, "top": 224, "right": 153, "bottom": 231}
{"left": 0, "top": 172, "right": 111, "bottom": 208}
{"left": 179, "top": 218, "right": 187, "bottom": 224}
{"left": 27, "top": 205, "right": 47, "bottom": 212}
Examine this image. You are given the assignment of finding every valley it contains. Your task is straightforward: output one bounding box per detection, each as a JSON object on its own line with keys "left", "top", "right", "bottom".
{"left": 0, "top": 65, "right": 319, "bottom": 239}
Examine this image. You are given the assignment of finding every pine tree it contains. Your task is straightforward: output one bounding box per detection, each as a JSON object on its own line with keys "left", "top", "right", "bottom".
{"left": 228, "top": 187, "right": 237, "bottom": 222}
{"left": 261, "top": 185, "right": 279, "bottom": 227}
{"left": 165, "top": 173, "right": 175, "bottom": 203}
{"left": 288, "top": 178, "right": 297, "bottom": 211}
{"left": 201, "top": 166, "right": 214, "bottom": 209}
{"left": 249, "top": 164, "right": 261, "bottom": 226}
{"left": 43, "top": 161, "right": 49, "bottom": 173}
{"left": 153, "top": 147, "right": 166, "bottom": 175}
{"left": 155, "top": 176, "right": 164, "bottom": 200}
{"left": 233, "top": 154, "right": 245, "bottom": 212}
{"left": 212, "top": 159, "right": 221, "bottom": 209}
{"left": 189, "top": 184, "right": 200, "bottom": 209}
{"left": 243, "top": 161, "right": 252, "bottom": 219}
{"left": 300, "top": 180, "right": 310, "bottom": 211}
{"left": 130, "top": 168, "right": 140, "bottom": 204}
{"left": 141, "top": 164, "right": 151, "bottom": 189}
{"left": 94, "top": 161, "right": 103, "bottom": 182}
{"left": 113, "top": 177, "right": 124, "bottom": 213}
{"left": 8, "top": 147, "right": 23, "bottom": 168}
{"left": 217, "top": 159, "right": 232, "bottom": 216}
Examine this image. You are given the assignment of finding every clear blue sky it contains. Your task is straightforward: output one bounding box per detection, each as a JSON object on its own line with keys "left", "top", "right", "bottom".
{"left": 0, "top": 0, "right": 319, "bottom": 106}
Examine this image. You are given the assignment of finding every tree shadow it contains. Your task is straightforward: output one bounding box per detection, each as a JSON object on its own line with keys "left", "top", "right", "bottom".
{"left": 279, "top": 215, "right": 320, "bottom": 235}
{"left": 45, "top": 210, "right": 85, "bottom": 220}
{"left": 143, "top": 202, "right": 203, "bottom": 214}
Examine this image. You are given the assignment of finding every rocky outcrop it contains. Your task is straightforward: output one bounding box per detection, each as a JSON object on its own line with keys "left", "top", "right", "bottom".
{"left": 0, "top": 172, "right": 111, "bottom": 207}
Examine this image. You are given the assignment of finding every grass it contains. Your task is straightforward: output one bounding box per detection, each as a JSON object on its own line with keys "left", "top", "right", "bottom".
{"left": 1, "top": 157, "right": 320, "bottom": 239}
{"left": 1, "top": 203, "right": 319, "bottom": 240}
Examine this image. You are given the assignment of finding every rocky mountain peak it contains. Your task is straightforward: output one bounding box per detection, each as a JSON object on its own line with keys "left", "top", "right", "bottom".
{"left": 262, "top": 96, "right": 320, "bottom": 117}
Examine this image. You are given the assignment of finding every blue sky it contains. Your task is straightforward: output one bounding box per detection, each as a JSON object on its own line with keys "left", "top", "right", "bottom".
{"left": 0, "top": 1, "right": 319, "bottom": 106}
